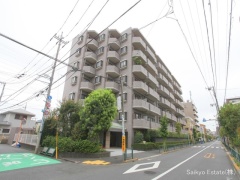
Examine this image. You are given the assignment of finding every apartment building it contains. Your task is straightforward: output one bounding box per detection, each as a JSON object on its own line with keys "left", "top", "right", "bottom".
{"left": 62, "top": 28, "right": 185, "bottom": 147}
{"left": 183, "top": 100, "right": 200, "bottom": 132}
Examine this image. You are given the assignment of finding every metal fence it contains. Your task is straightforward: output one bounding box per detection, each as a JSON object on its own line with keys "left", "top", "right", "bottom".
{"left": 223, "top": 142, "right": 240, "bottom": 162}
{"left": 13, "top": 134, "right": 38, "bottom": 146}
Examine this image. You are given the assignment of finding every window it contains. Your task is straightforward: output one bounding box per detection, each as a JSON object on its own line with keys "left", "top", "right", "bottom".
{"left": 71, "top": 76, "right": 77, "bottom": 85}
{"left": 135, "top": 113, "right": 141, "bottom": 119}
{"left": 69, "top": 92, "right": 75, "bottom": 100}
{"left": 15, "top": 114, "right": 27, "bottom": 120}
{"left": 122, "top": 75, "right": 127, "bottom": 85}
{"left": 121, "top": 33, "right": 127, "bottom": 42}
{"left": 95, "top": 76, "right": 102, "bottom": 84}
{"left": 97, "top": 46, "right": 104, "bottom": 55}
{"left": 120, "top": 60, "right": 127, "bottom": 69}
{"left": 75, "top": 48, "right": 81, "bottom": 57}
{"left": 2, "top": 129, "right": 10, "bottom": 133}
{"left": 78, "top": 35, "right": 83, "bottom": 44}
{"left": 120, "top": 46, "right": 127, "bottom": 55}
{"left": 98, "top": 34, "right": 105, "bottom": 42}
{"left": 119, "top": 112, "right": 127, "bottom": 120}
{"left": 96, "top": 60, "right": 103, "bottom": 69}
{"left": 81, "top": 93, "right": 88, "bottom": 99}
{"left": 73, "top": 61, "right": 79, "bottom": 69}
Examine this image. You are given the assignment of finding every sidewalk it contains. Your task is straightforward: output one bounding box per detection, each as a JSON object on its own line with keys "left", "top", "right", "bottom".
{"left": 60, "top": 148, "right": 162, "bottom": 164}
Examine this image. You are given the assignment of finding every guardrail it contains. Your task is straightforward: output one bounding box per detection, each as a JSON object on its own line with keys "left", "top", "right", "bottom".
{"left": 223, "top": 142, "right": 240, "bottom": 162}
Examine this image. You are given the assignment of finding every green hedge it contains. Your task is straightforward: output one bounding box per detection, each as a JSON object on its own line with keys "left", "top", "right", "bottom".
{"left": 132, "top": 141, "right": 189, "bottom": 151}
{"left": 42, "top": 136, "right": 102, "bottom": 153}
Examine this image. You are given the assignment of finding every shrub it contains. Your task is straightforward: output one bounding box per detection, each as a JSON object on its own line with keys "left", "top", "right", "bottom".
{"left": 132, "top": 142, "right": 158, "bottom": 150}
{"left": 42, "top": 136, "right": 102, "bottom": 153}
{"left": 74, "top": 140, "right": 101, "bottom": 153}
{"left": 134, "top": 131, "right": 144, "bottom": 143}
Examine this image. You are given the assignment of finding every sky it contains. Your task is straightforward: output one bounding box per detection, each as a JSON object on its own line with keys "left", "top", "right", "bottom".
{"left": 0, "top": 0, "right": 239, "bottom": 132}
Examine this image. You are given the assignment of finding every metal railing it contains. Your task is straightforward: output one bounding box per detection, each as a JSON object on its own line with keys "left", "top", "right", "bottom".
{"left": 13, "top": 134, "right": 38, "bottom": 146}
{"left": 223, "top": 142, "right": 240, "bottom": 162}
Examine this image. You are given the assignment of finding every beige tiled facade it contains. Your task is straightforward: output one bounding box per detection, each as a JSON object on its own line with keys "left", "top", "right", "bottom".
{"left": 183, "top": 101, "right": 200, "bottom": 132}
{"left": 62, "top": 28, "right": 185, "bottom": 147}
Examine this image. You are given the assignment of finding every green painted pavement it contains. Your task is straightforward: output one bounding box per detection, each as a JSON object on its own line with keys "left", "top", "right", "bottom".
{"left": 0, "top": 153, "right": 61, "bottom": 172}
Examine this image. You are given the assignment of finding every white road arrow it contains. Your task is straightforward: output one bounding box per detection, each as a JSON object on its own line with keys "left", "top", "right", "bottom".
{"left": 123, "top": 161, "right": 161, "bottom": 174}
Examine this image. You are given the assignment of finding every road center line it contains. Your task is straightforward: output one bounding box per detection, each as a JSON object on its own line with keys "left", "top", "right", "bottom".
{"left": 152, "top": 142, "right": 216, "bottom": 180}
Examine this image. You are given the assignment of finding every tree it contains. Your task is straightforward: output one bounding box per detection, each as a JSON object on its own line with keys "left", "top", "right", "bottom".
{"left": 80, "top": 89, "right": 117, "bottom": 140}
{"left": 159, "top": 116, "right": 168, "bottom": 151}
{"left": 134, "top": 131, "right": 144, "bottom": 143}
{"left": 175, "top": 122, "right": 181, "bottom": 137}
{"left": 192, "top": 128, "right": 197, "bottom": 143}
{"left": 57, "top": 100, "right": 82, "bottom": 137}
{"left": 219, "top": 103, "right": 240, "bottom": 148}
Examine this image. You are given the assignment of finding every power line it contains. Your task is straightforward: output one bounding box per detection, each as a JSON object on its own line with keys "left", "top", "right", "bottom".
{"left": 65, "top": 0, "right": 95, "bottom": 38}
{"left": 223, "top": 0, "right": 233, "bottom": 103}
{"left": 208, "top": 0, "right": 217, "bottom": 89}
{"left": 56, "top": 0, "right": 80, "bottom": 35}
{"left": 202, "top": 0, "right": 216, "bottom": 88}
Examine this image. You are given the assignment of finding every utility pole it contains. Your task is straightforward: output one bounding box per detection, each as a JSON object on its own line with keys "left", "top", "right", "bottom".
{"left": 119, "top": 75, "right": 126, "bottom": 160}
{"left": 0, "top": 82, "right": 6, "bottom": 102}
{"left": 34, "top": 32, "right": 68, "bottom": 154}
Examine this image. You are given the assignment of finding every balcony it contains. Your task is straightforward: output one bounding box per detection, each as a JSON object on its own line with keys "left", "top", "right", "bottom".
{"left": 157, "top": 85, "right": 169, "bottom": 97}
{"left": 151, "top": 122, "right": 160, "bottom": 129}
{"left": 180, "top": 119, "right": 187, "bottom": 126}
{"left": 107, "top": 51, "right": 120, "bottom": 63}
{"left": 156, "top": 62, "right": 168, "bottom": 76}
{"left": 159, "top": 97, "right": 171, "bottom": 109}
{"left": 133, "top": 119, "right": 150, "bottom": 129}
{"left": 108, "top": 38, "right": 120, "bottom": 50}
{"left": 87, "top": 38, "right": 98, "bottom": 51}
{"left": 80, "top": 82, "right": 94, "bottom": 92}
{"left": 0, "top": 121, "right": 11, "bottom": 126}
{"left": 132, "top": 37, "right": 146, "bottom": 51}
{"left": 170, "top": 102, "right": 176, "bottom": 112}
{"left": 146, "top": 46, "right": 156, "bottom": 63}
{"left": 148, "top": 87, "right": 159, "bottom": 101}
{"left": 162, "top": 111, "right": 172, "bottom": 119}
{"left": 144, "top": 58, "right": 157, "bottom": 75}
{"left": 105, "top": 81, "right": 119, "bottom": 93}
{"left": 132, "top": 50, "right": 147, "bottom": 64}
{"left": 171, "top": 115, "right": 177, "bottom": 122}
{"left": 169, "top": 92, "right": 175, "bottom": 101}
{"left": 133, "top": 81, "right": 148, "bottom": 95}
{"left": 106, "top": 65, "right": 120, "bottom": 77}
{"left": 82, "top": 66, "right": 95, "bottom": 77}
{"left": 132, "top": 65, "right": 148, "bottom": 79}
{"left": 156, "top": 73, "right": 169, "bottom": 87}
{"left": 173, "top": 81, "right": 182, "bottom": 94}
{"left": 149, "top": 104, "right": 161, "bottom": 116}
{"left": 174, "top": 90, "right": 183, "bottom": 101}
{"left": 176, "top": 108, "right": 185, "bottom": 117}
{"left": 146, "top": 72, "right": 158, "bottom": 87}
{"left": 133, "top": 99, "right": 149, "bottom": 111}
{"left": 84, "top": 52, "right": 97, "bottom": 64}
{"left": 174, "top": 100, "right": 184, "bottom": 110}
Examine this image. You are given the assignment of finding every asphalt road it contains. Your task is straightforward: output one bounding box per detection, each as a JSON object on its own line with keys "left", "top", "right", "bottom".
{"left": 0, "top": 141, "right": 239, "bottom": 180}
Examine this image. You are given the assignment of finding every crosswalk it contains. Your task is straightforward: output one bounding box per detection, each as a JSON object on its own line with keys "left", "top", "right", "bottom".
{"left": 192, "top": 145, "right": 224, "bottom": 149}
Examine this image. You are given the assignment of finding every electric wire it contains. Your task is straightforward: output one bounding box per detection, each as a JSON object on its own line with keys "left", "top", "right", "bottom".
{"left": 223, "top": 0, "right": 233, "bottom": 103}
{"left": 208, "top": 0, "right": 217, "bottom": 89}
{"left": 65, "top": 0, "right": 95, "bottom": 38}
{"left": 202, "top": 0, "right": 216, "bottom": 89}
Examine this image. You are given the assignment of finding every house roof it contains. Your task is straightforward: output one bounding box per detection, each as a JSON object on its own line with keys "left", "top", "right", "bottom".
{"left": 0, "top": 109, "right": 35, "bottom": 117}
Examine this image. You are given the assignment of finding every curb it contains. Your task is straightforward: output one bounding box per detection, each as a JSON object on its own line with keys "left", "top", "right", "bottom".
{"left": 124, "top": 158, "right": 138, "bottom": 163}
{"left": 225, "top": 149, "right": 240, "bottom": 178}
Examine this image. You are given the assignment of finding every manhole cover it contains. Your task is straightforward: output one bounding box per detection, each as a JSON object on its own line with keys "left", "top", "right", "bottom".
{"left": 144, "top": 171, "right": 156, "bottom": 175}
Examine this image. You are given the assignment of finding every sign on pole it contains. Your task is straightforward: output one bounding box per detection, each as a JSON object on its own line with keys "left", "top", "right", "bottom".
{"left": 122, "top": 135, "right": 126, "bottom": 152}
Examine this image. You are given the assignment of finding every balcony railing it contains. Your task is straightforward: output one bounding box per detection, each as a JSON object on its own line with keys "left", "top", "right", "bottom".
{"left": 133, "top": 81, "right": 148, "bottom": 94}
{"left": 133, "top": 99, "right": 150, "bottom": 111}
{"left": 80, "top": 82, "right": 94, "bottom": 92}
{"left": 133, "top": 119, "right": 150, "bottom": 129}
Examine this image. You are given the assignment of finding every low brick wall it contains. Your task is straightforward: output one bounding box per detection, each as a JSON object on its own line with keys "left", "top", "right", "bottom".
{"left": 59, "top": 151, "right": 110, "bottom": 158}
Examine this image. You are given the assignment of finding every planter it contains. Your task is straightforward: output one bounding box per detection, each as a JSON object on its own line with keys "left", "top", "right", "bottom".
{"left": 59, "top": 151, "right": 110, "bottom": 158}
